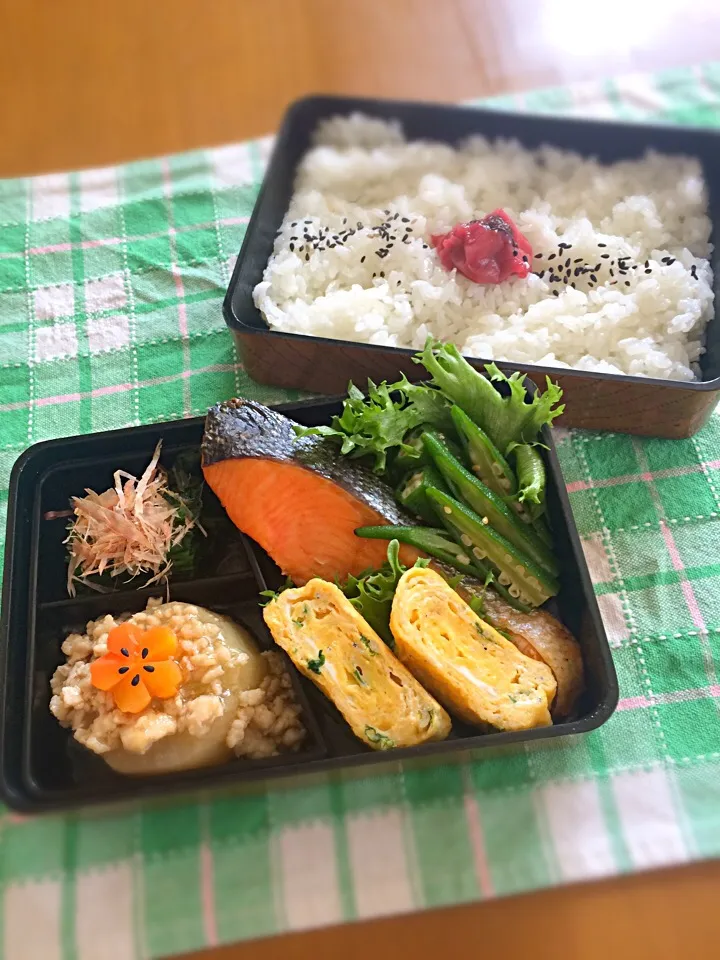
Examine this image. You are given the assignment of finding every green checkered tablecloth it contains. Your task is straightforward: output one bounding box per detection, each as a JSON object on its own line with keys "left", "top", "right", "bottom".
{"left": 3, "top": 64, "right": 720, "bottom": 960}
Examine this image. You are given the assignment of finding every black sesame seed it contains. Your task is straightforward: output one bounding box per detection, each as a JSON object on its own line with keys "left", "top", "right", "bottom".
{"left": 644, "top": 260, "right": 649, "bottom": 269}
{"left": 574, "top": 257, "right": 583, "bottom": 264}
{"left": 609, "top": 269, "right": 614, "bottom": 277}
{"left": 625, "top": 281, "right": 630, "bottom": 287}
{"left": 289, "top": 243, "right": 295, "bottom": 252}
{"left": 645, "top": 268, "right": 652, "bottom": 274}
{"left": 553, "top": 290, "right": 560, "bottom": 297}
{"left": 360, "top": 255, "right": 366, "bottom": 263}
{"left": 305, "top": 253, "right": 309, "bottom": 261}
{"left": 342, "top": 218, "right": 347, "bottom": 224}
{"left": 563, "top": 277, "right": 568, "bottom": 284}
{"left": 590, "top": 274, "right": 597, "bottom": 282}
{"left": 601, "top": 254, "right": 610, "bottom": 259}
{"left": 118, "top": 666, "right": 129, "bottom": 675}
{"left": 513, "top": 249, "right": 519, "bottom": 257}
{"left": 667, "top": 258, "right": 676, "bottom": 265}
{"left": 131, "top": 674, "right": 140, "bottom": 687}
{"left": 598, "top": 243, "right": 607, "bottom": 248}
{"left": 120, "top": 648, "right": 129, "bottom": 658}
{"left": 143, "top": 665, "right": 155, "bottom": 673}
{"left": 574, "top": 267, "right": 583, "bottom": 277}
{"left": 380, "top": 271, "right": 385, "bottom": 278}
{"left": 141, "top": 647, "right": 149, "bottom": 659}
{"left": 564, "top": 258, "right": 571, "bottom": 268}
{"left": 571, "top": 282, "right": 576, "bottom": 289}
{"left": 401, "top": 217, "right": 410, "bottom": 223}
{"left": 402, "top": 234, "right": 409, "bottom": 242}
{"left": 548, "top": 253, "right": 556, "bottom": 261}
{"left": 535, "top": 252, "right": 543, "bottom": 259}
{"left": 559, "top": 242, "right": 571, "bottom": 250}
{"left": 523, "top": 256, "right": 529, "bottom": 263}
{"left": 291, "top": 221, "right": 297, "bottom": 227}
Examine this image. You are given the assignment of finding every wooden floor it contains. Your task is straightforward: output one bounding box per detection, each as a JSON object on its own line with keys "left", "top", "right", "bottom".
{"left": 4, "top": 0, "right": 720, "bottom": 177}
{"left": 4, "top": 0, "right": 720, "bottom": 957}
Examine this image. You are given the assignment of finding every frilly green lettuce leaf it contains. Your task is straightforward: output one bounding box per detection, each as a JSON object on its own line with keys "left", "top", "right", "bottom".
{"left": 341, "top": 540, "right": 429, "bottom": 647}
{"left": 294, "top": 376, "right": 452, "bottom": 474}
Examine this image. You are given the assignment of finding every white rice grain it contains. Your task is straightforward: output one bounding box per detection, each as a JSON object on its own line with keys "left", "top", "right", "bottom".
{"left": 254, "top": 114, "right": 714, "bottom": 381}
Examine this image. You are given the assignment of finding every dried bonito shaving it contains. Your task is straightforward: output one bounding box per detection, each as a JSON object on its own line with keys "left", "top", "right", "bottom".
{"left": 65, "top": 441, "right": 198, "bottom": 595}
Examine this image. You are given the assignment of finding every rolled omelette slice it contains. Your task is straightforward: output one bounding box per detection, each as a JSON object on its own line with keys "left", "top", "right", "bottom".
{"left": 390, "top": 567, "right": 557, "bottom": 731}
{"left": 263, "top": 578, "right": 451, "bottom": 750}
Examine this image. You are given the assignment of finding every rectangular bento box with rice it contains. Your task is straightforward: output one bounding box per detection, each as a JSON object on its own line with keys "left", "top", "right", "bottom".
{"left": 0, "top": 365, "right": 617, "bottom": 811}
{"left": 224, "top": 95, "right": 720, "bottom": 438}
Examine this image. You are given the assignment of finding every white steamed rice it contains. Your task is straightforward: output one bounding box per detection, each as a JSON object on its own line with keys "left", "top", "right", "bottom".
{"left": 253, "top": 114, "right": 714, "bottom": 381}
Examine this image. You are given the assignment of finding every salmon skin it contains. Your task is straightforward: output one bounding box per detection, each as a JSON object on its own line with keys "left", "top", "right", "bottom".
{"left": 202, "top": 398, "right": 419, "bottom": 584}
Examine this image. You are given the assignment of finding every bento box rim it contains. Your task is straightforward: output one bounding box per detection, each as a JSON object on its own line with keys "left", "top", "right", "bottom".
{"left": 0, "top": 397, "right": 618, "bottom": 811}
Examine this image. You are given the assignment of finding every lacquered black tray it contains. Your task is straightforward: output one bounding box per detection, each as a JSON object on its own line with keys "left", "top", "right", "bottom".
{"left": 0, "top": 398, "right": 618, "bottom": 811}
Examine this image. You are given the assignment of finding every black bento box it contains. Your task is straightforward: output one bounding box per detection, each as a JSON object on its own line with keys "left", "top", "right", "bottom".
{"left": 224, "top": 94, "right": 720, "bottom": 439}
{"left": 0, "top": 399, "right": 618, "bottom": 812}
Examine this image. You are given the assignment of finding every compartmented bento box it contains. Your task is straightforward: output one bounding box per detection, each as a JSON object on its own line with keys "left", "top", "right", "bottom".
{"left": 0, "top": 398, "right": 617, "bottom": 812}
{"left": 224, "top": 95, "right": 720, "bottom": 438}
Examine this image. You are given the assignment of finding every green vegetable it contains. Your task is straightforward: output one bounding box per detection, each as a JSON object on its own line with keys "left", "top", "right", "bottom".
{"left": 429, "top": 525, "right": 532, "bottom": 612}
{"left": 307, "top": 650, "right": 326, "bottom": 674}
{"left": 392, "top": 424, "right": 465, "bottom": 477}
{"left": 355, "top": 525, "right": 485, "bottom": 578}
{"left": 259, "top": 575, "right": 295, "bottom": 606}
{"left": 341, "top": 539, "right": 428, "bottom": 648}
{"left": 353, "top": 666, "right": 369, "bottom": 687}
{"left": 468, "top": 595, "right": 485, "bottom": 616}
{"left": 451, "top": 406, "right": 517, "bottom": 497}
{"left": 417, "top": 339, "right": 564, "bottom": 453}
{"left": 364, "top": 726, "right": 396, "bottom": 749}
{"left": 512, "top": 443, "right": 547, "bottom": 522}
{"left": 396, "top": 462, "right": 449, "bottom": 524}
{"left": 294, "top": 376, "right": 453, "bottom": 474}
{"left": 164, "top": 453, "right": 206, "bottom": 575}
{"left": 422, "top": 431, "right": 558, "bottom": 576}
{"left": 360, "top": 634, "right": 378, "bottom": 656}
{"left": 426, "top": 487, "right": 559, "bottom": 607}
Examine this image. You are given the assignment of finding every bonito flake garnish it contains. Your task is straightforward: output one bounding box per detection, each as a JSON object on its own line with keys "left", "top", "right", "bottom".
{"left": 65, "top": 441, "right": 200, "bottom": 596}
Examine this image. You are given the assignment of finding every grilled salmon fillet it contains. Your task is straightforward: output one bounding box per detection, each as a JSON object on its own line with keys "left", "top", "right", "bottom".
{"left": 202, "top": 399, "right": 420, "bottom": 584}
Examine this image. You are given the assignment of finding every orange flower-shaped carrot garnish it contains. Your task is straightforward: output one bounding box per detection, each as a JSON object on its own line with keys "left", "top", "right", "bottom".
{"left": 90, "top": 621, "right": 183, "bottom": 713}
